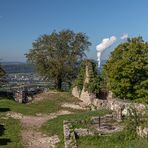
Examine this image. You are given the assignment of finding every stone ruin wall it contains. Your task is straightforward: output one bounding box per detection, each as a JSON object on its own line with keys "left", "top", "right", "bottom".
{"left": 72, "top": 61, "right": 147, "bottom": 115}
{"left": 72, "top": 61, "right": 148, "bottom": 138}
{"left": 72, "top": 63, "right": 99, "bottom": 105}
{"left": 72, "top": 86, "right": 147, "bottom": 116}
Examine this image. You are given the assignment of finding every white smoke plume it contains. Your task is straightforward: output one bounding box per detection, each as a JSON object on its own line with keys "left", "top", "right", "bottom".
{"left": 96, "top": 36, "right": 117, "bottom": 68}
{"left": 121, "top": 33, "right": 128, "bottom": 40}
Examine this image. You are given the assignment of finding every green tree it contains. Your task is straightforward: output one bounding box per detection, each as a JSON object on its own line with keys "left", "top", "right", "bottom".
{"left": 0, "top": 60, "right": 6, "bottom": 86}
{"left": 103, "top": 37, "right": 148, "bottom": 102}
{"left": 0, "top": 66, "right": 5, "bottom": 78}
{"left": 26, "top": 29, "right": 91, "bottom": 90}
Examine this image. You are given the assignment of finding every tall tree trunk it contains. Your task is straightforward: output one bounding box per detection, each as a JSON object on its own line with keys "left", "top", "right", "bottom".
{"left": 55, "top": 76, "right": 62, "bottom": 90}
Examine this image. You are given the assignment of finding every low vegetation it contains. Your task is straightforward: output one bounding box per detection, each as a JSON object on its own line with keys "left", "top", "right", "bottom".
{"left": 0, "top": 91, "right": 82, "bottom": 147}
{"left": 0, "top": 115, "right": 22, "bottom": 147}
{"left": 0, "top": 90, "right": 147, "bottom": 147}
{"left": 41, "top": 106, "right": 148, "bottom": 148}
{"left": 0, "top": 92, "right": 80, "bottom": 115}
{"left": 41, "top": 109, "right": 110, "bottom": 147}
{"left": 76, "top": 107, "right": 148, "bottom": 148}
{"left": 77, "top": 132, "right": 148, "bottom": 148}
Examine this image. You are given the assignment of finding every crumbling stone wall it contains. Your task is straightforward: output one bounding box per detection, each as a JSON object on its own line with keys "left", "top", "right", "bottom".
{"left": 72, "top": 61, "right": 97, "bottom": 105}
{"left": 14, "top": 90, "right": 33, "bottom": 103}
{"left": 137, "top": 126, "right": 148, "bottom": 139}
{"left": 63, "top": 113, "right": 125, "bottom": 147}
{"left": 63, "top": 121, "right": 77, "bottom": 148}
{"left": 72, "top": 86, "right": 81, "bottom": 99}
{"left": 72, "top": 60, "right": 148, "bottom": 140}
{"left": 72, "top": 62, "right": 148, "bottom": 118}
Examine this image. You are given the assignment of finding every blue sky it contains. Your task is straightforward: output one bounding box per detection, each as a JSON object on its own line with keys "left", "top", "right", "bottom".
{"left": 0, "top": 0, "right": 148, "bottom": 62}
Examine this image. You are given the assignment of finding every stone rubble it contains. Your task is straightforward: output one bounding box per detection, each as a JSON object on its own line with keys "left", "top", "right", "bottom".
{"left": 63, "top": 114, "right": 125, "bottom": 147}
{"left": 6, "top": 111, "right": 23, "bottom": 119}
{"left": 137, "top": 126, "right": 148, "bottom": 139}
{"left": 61, "top": 103, "right": 87, "bottom": 110}
{"left": 74, "top": 128, "right": 94, "bottom": 137}
{"left": 63, "top": 121, "right": 77, "bottom": 148}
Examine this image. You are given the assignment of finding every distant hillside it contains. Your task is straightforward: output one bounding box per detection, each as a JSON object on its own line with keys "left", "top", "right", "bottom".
{"left": 1, "top": 62, "right": 35, "bottom": 73}
{"left": 0, "top": 61, "right": 26, "bottom": 65}
{"left": 0, "top": 60, "right": 107, "bottom": 74}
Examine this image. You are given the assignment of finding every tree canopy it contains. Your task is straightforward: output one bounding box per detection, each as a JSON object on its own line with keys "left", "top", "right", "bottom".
{"left": 0, "top": 66, "right": 5, "bottom": 78}
{"left": 103, "top": 37, "right": 148, "bottom": 103}
{"left": 26, "top": 29, "right": 91, "bottom": 90}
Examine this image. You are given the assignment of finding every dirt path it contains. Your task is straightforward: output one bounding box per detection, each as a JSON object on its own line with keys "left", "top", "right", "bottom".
{"left": 6, "top": 110, "right": 72, "bottom": 148}
{"left": 21, "top": 110, "right": 71, "bottom": 128}
{"left": 21, "top": 130, "right": 60, "bottom": 148}
{"left": 5, "top": 92, "right": 85, "bottom": 147}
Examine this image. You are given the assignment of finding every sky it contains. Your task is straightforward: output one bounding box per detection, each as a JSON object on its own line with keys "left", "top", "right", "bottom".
{"left": 0, "top": 0, "right": 148, "bottom": 62}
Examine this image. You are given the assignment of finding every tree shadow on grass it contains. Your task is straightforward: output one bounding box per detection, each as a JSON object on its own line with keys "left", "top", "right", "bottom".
{"left": 0, "top": 108, "right": 10, "bottom": 112}
{"left": 0, "top": 138, "right": 11, "bottom": 145}
{"left": 0, "top": 125, "right": 11, "bottom": 145}
{"left": 0, "top": 124, "right": 5, "bottom": 136}
{"left": 0, "top": 91, "right": 14, "bottom": 100}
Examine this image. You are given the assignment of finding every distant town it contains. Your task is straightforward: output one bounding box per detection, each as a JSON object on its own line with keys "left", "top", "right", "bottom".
{"left": 1, "top": 62, "right": 46, "bottom": 83}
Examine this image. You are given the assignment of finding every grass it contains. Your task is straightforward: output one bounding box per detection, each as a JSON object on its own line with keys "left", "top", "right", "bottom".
{"left": 77, "top": 131, "right": 148, "bottom": 148}
{"left": 41, "top": 109, "right": 110, "bottom": 147}
{"left": 0, "top": 91, "right": 147, "bottom": 148}
{"left": 0, "top": 115, "right": 23, "bottom": 148}
{"left": 74, "top": 108, "right": 148, "bottom": 148}
{"left": 0, "top": 91, "right": 80, "bottom": 115}
{"left": 0, "top": 91, "right": 82, "bottom": 148}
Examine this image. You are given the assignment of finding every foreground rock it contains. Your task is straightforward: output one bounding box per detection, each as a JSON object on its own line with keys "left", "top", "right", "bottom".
{"left": 61, "top": 103, "right": 88, "bottom": 110}
{"left": 6, "top": 111, "right": 23, "bottom": 119}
